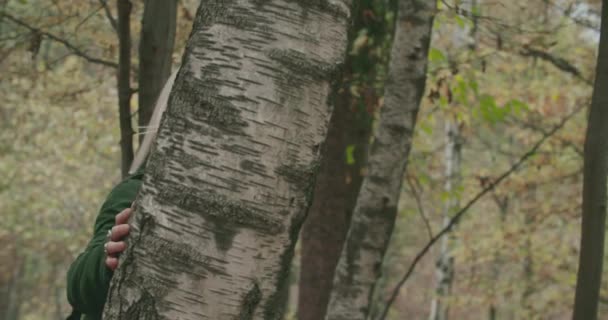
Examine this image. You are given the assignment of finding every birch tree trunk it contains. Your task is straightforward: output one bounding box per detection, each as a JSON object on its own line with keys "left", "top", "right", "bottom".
{"left": 325, "top": 1, "right": 436, "bottom": 319}
{"left": 429, "top": 119, "right": 461, "bottom": 320}
{"left": 103, "top": 1, "right": 352, "bottom": 319}
{"left": 138, "top": 0, "right": 177, "bottom": 140}
{"left": 573, "top": 1, "right": 608, "bottom": 318}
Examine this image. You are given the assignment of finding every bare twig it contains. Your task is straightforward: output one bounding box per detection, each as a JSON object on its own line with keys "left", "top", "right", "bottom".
{"left": 99, "top": 0, "right": 118, "bottom": 33}
{"left": 519, "top": 46, "right": 592, "bottom": 85}
{"left": 75, "top": 5, "right": 104, "bottom": 32}
{"left": 376, "top": 104, "right": 585, "bottom": 320}
{"left": 406, "top": 174, "right": 434, "bottom": 240}
{"left": 1, "top": 12, "right": 117, "bottom": 68}
{"left": 511, "top": 117, "right": 584, "bottom": 157}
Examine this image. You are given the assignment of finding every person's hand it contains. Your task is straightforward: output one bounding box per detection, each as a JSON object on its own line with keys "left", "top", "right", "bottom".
{"left": 104, "top": 204, "right": 133, "bottom": 271}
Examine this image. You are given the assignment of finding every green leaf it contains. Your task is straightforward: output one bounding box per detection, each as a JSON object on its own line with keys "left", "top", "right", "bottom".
{"left": 453, "top": 76, "right": 468, "bottom": 105}
{"left": 468, "top": 79, "right": 479, "bottom": 96}
{"left": 503, "top": 99, "right": 529, "bottom": 116}
{"left": 455, "top": 15, "right": 466, "bottom": 28}
{"left": 429, "top": 48, "right": 447, "bottom": 63}
{"left": 479, "top": 94, "right": 500, "bottom": 124}
{"left": 345, "top": 145, "right": 356, "bottom": 165}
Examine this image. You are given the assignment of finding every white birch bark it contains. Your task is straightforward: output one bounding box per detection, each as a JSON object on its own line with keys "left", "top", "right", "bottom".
{"left": 429, "top": 119, "right": 461, "bottom": 320}
{"left": 102, "top": 1, "right": 352, "bottom": 319}
{"left": 325, "top": 1, "right": 436, "bottom": 319}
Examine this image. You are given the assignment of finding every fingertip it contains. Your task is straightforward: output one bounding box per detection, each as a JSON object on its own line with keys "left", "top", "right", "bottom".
{"left": 106, "top": 257, "right": 118, "bottom": 270}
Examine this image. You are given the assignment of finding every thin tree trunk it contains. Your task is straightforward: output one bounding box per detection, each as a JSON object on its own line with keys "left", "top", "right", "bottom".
{"left": 138, "top": 0, "right": 178, "bottom": 141}
{"left": 103, "top": 1, "right": 352, "bottom": 319}
{"left": 2, "top": 254, "right": 24, "bottom": 320}
{"left": 297, "top": 1, "right": 380, "bottom": 318}
{"left": 117, "top": 0, "right": 134, "bottom": 178}
{"left": 429, "top": 119, "right": 461, "bottom": 320}
{"left": 0, "top": 0, "right": 9, "bottom": 34}
{"left": 573, "top": 1, "right": 608, "bottom": 319}
{"left": 520, "top": 186, "right": 536, "bottom": 319}
{"left": 325, "top": 1, "right": 436, "bottom": 319}
{"left": 488, "top": 195, "right": 508, "bottom": 320}
{"left": 298, "top": 61, "right": 370, "bottom": 320}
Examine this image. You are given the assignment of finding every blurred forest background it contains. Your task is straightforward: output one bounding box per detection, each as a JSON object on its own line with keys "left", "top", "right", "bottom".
{"left": 0, "top": 0, "right": 605, "bottom": 319}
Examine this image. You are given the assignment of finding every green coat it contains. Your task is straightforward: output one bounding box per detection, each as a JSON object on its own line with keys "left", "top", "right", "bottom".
{"left": 66, "top": 170, "right": 143, "bottom": 320}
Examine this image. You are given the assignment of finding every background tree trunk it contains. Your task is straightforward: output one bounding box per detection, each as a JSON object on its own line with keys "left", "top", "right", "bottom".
{"left": 297, "top": 60, "right": 369, "bottom": 320}
{"left": 117, "top": 0, "right": 134, "bottom": 178}
{"left": 103, "top": 1, "right": 352, "bottom": 319}
{"left": 297, "top": 0, "right": 385, "bottom": 318}
{"left": 137, "top": 0, "right": 178, "bottom": 141}
{"left": 430, "top": 119, "right": 461, "bottom": 320}
{"left": 573, "top": 1, "right": 608, "bottom": 318}
{"left": 1, "top": 255, "right": 23, "bottom": 320}
{"left": 325, "top": 1, "right": 436, "bottom": 319}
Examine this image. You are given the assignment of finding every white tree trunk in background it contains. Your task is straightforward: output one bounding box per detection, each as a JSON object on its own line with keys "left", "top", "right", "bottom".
{"left": 325, "top": 1, "right": 436, "bottom": 319}
{"left": 102, "top": 1, "right": 352, "bottom": 319}
{"left": 429, "top": 119, "right": 461, "bottom": 320}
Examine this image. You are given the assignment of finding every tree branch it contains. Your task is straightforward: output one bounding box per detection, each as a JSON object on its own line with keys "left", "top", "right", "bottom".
{"left": 519, "top": 46, "right": 591, "bottom": 85}
{"left": 1, "top": 12, "right": 117, "bottom": 68}
{"left": 99, "top": 0, "right": 118, "bottom": 33}
{"left": 376, "top": 103, "right": 585, "bottom": 320}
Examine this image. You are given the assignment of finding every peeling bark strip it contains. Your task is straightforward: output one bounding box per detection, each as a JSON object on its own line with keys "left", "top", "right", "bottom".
{"left": 325, "top": 1, "right": 436, "bottom": 319}
{"left": 103, "top": 1, "right": 352, "bottom": 319}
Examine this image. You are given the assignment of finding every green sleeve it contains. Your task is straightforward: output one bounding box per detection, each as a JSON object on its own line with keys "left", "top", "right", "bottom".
{"left": 66, "top": 174, "right": 142, "bottom": 314}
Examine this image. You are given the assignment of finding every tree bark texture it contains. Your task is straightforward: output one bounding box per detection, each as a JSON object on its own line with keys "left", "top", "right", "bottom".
{"left": 138, "top": 0, "right": 178, "bottom": 141}
{"left": 573, "top": 1, "right": 608, "bottom": 319}
{"left": 298, "top": 1, "right": 382, "bottom": 318}
{"left": 117, "top": 0, "right": 134, "bottom": 178}
{"left": 103, "top": 1, "right": 352, "bottom": 319}
{"left": 325, "top": 1, "right": 436, "bottom": 319}
{"left": 429, "top": 119, "right": 461, "bottom": 320}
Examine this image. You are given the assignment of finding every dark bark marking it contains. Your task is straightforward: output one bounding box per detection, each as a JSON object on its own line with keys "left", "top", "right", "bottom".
{"left": 267, "top": 48, "right": 340, "bottom": 81}
{"left": 239, "top": 281, "right": 262, "bottom": 320}
{"left": 275, "top": 162, "right": 319, "bottom": 193}
{"left": 142, "top": 234, "right": 229, "bottom": 277}
{"left": 156, "top": 184, "right": 284, "bottom": 234}
{"left": 125, "top": 289, "right": 162, "bottom": 320}
{"left": 168, "top": 69, "right": 249, "bottom": 136}
{"left": 212, "top": 222, "right": 238, "bottom": 252}
{"left": 253, "top": 0, "right": 350, "bottom": 19}
{"left": 240, "top": 160, "right": 270, "bottom": 178}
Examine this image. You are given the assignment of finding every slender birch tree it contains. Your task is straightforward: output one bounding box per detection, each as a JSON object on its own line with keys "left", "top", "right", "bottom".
{"left": 102, "top": 1, "right": 352, "bottom": 319}
{"left": 573, "top": 1, "right": 608, "bottom": 319}
{"left": 325, "top": 0, "right": 436, "bottom": 319}
{"left": 429, "top": 118, "right": 461, "bottom": 320}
